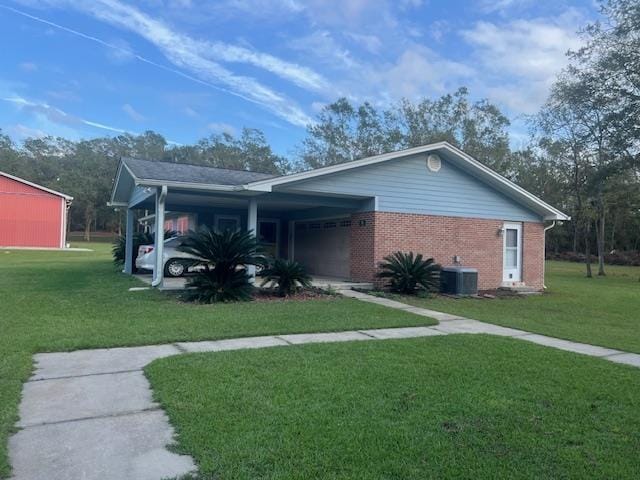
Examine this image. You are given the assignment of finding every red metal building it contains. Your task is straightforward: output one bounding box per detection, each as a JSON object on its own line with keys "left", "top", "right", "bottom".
{"left": 0, "top": 171, "right": 73, "bottom": 248}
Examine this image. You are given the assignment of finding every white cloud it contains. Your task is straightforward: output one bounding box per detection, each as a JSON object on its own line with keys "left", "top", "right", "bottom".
{"left": 461, "top": 13, "right": 585, "bottom": 113}
{"left": 462, "top": 18, "right": 582, "bottom": 80}
{"left": 375, "top": 47, "right": 475, "bottom": 101}
{"left": 310, "top": 101, "right": 326, "bottom": 113}
{"left": 289, "top": 30, "right": 361, "bottom": 72}
{"left": 183, "top": 106, "right": 199, "bottom": 118}
{"left": 478, "top": 0, "right": 532, "bottom": 14}
{"left": 6, "top": 123, "right": 47, "bottom": 139}
{"left": 19, "top": 62, "right": 38, "bottom": 72}
{"left": 4, "top": 2, "right": 316, "bottom": 127}
{"left": 45, "top": 89, "right": 81, "bottom": 102}
{"left": 207, "top": 122, "right": 237, "bottom": 136}
{"left": 345, "top": 33, "right": 382, "bottom": 54}
{"left": 122, "top": 103, "right": 146, "bottom": 122}
{"left": 3, "top": 95, "right": 133, "bottom": 134}
{"left": 105, "top": 38, "right": 135, "bottom": 64}
{"left": 67, "top": 0, "right": 328, "bottom": 93}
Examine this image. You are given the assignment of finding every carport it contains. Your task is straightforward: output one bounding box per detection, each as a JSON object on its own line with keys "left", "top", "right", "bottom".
{"left": 109, "top": 158, "right": 374, "bottom": 288}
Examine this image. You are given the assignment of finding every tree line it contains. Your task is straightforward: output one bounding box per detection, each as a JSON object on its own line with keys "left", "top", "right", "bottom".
{"left": 0, "top": 0, "right": 638, "bottom": 275}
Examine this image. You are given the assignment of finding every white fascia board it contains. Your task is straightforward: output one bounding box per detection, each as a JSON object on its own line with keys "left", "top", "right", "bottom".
{"left": 0, "top": 171, "right": 73, "bottom": 200}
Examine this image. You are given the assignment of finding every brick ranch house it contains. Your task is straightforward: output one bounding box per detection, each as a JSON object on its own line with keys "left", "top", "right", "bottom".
{"left": 109, "top": 141, "right": 569, "bottom": 290}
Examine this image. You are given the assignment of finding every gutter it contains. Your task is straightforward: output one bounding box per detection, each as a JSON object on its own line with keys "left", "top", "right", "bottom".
{"left": 542, "top": 221, "right": 557, "bottom": 289}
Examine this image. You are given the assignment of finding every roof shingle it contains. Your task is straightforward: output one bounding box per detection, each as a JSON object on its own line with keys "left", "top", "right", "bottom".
{"left": 123, "top": 158, "right": 277, "bottom": 186}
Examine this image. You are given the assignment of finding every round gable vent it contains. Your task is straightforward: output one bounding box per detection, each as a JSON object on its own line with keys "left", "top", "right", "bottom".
{"left": 426, "top": 154, "right": 442, "bottom": 172}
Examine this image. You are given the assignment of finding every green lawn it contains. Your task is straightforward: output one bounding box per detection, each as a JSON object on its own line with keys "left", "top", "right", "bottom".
{"left": 0, "top": 243, "right": 428, "bottom": 478}
{"left": 397, "top": 261, "right": 640, "bottom": 353}
{"left": 147, "top": 335, "right": 640, "bottom": 479}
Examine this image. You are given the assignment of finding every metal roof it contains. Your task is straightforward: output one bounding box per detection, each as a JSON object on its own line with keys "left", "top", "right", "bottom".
{"left": 0, "top": 171, "right": 73, "bottom": 200}
{"left": 122, "top": 158, "right": 277, "bottom": 186}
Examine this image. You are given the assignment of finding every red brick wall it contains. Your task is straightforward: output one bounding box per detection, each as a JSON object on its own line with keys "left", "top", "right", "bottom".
{"left": 350, "top": 212, "right": 377, "bottom": 282}
{"left": 522, "top": 221, "right": 545, "bottom": 290}
{"left": 349, "top": 211, "right": 545, "bottom": 291}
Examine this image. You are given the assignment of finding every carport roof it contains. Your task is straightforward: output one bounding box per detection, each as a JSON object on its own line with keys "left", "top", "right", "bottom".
{"left": 122, "top": 158, "right": 276, "bottom": 186}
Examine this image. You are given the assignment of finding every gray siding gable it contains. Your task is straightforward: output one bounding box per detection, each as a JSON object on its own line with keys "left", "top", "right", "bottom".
{"left": 279, "top": 154, "right": 542, "bottom": 222}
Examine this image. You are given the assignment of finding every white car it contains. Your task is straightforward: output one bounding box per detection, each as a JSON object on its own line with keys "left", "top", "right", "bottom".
{"left": 135, "top": 237, "right": 199, "bottom": 277}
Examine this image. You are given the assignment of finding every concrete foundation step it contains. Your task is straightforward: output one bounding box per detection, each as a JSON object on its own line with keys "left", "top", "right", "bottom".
{"left": 498, "top": 285, "right": 541, "bottom": 295}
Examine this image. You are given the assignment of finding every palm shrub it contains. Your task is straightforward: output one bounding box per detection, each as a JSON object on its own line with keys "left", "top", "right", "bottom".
{"left": 178, "top": 226, "right": 264, "bottom": 303}
{"left": 377, "top": 251, "right": 441, "bottom": 294}
{"left": 260, "top": 259, "right": 312, "bottom": 296}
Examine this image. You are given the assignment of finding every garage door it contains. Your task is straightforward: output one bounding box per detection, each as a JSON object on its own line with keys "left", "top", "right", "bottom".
{"left": 294, "top": 218, "right": 351, "bottom": 278}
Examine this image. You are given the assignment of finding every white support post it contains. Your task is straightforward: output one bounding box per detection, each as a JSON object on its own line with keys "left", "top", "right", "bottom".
{"left": 123, "top": 208, "right": 134, "bottom": 274}
{"left": 247, "top": 198, "right": 258, "bottom": 283}
{"left": 152, "top": 186, "right": 167, "bottom": 288}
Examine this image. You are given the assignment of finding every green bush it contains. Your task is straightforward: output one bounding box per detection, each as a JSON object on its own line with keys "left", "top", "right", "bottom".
{"left": 377, "top": 251, "right": 440, "bottom": 295}
{"left": 178, "top": 227, "right": 264, "bottom": 303}
{"left": 260, "top": 259, "right": 312, "bottom": 296}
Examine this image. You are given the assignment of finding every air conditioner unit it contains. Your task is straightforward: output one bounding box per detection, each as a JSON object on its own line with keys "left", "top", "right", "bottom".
{"left": 440, "top": 266, "right": 478, "bottom": 295}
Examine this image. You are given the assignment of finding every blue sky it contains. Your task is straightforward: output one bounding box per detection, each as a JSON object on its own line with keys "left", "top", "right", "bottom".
{"left": 0, "top": 0, "right": 599, "bottom": 157}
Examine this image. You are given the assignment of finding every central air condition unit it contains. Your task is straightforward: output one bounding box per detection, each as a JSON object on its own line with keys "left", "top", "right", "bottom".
{"left": 440, "top": 266, "right": 478, "bottom": 295}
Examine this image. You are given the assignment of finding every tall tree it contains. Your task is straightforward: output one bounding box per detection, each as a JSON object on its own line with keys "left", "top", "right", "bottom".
{"left": 299, "top": 88, "right": 511, "bottom": 173}
{"left": 537, "top": 0, "right": 640, "bottom": 275}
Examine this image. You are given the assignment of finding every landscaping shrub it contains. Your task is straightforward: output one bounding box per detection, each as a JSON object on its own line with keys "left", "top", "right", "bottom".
{"left": 178, "top": 226, "right": 265, "bottom": 303}
{"left": 377, "top": 251, "right": 440, "bottom": 294}
{"left": 260, "top": 259, "right": 312, "bottom": 296}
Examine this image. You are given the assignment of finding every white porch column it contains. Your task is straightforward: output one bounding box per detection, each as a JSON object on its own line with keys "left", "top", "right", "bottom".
{"left": 152, "top": 186, "right": 167, "bottom": 287}
{"left": 247, "top": 198, "right": 258, "bottom": 283}
{"left": 123, "top": 208, "right": 134, "bottom": 274}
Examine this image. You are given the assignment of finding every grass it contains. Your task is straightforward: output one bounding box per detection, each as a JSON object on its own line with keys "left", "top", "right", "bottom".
{"left": 147, "top": 335, "right": 640, "bottom": 479}
{"left": 0, "top": 243, "right": 428, "bottom": 478}
{"left": 396, "top": 261, "right": 640, "bottom": 353}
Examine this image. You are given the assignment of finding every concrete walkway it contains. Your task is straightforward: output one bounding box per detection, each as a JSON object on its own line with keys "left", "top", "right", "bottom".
{"left": 9, "top": 294, "right": 640, "bottom": 479}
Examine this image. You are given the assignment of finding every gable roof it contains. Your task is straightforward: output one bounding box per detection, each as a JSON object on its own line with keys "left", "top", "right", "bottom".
{"left": 0, "top": 171, "right": 73, "bottom": 200}
{"left": 122, "top": 158, "right": 277, "bottom": 186}
{"left": 110, "top": 143, "right": 569, "bottom": 221}
{"left": 245, "top": 142, "right": 570, "bottom": 221}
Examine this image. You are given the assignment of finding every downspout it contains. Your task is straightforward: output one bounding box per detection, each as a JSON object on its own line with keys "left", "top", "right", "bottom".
{"left": 151, "top": 185, "right": 168, "bottom": 287}
{"left": 543, "top": 221, "right": 556, "bottom": 290}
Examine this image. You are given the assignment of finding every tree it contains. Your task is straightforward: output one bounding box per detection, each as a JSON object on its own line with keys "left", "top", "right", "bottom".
{"left": 176, "top": 128, "right": 288, "bottom": 174}
{"left": 299, "top": 99, "right": 401, "bottom": 169}
{"left": 397, "top": 88, "right": 511, "bottom": 173}
{"left": 536, "top": 0, "right": 640, "bottom": 276}
{"left": 299, "top": 88, "right": 511, "bottom": 174}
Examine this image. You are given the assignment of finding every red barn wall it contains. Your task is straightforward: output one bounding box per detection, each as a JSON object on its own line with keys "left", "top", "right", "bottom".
{"left": 0, "top": 175, "right": 65, "bottom": 248}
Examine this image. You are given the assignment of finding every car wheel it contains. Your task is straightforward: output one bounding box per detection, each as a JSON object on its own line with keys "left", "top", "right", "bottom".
{"left": 165, "top": 259, "right": 186, "bottom": 277}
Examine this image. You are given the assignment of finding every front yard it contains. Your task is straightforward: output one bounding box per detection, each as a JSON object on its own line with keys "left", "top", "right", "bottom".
{"left": 147, "top": 335, "right": 640, "bottom": 479}
{"left": 1, "top": 245, "right": 639, "bottom": 478}
{"left": 0, "top": 244, "right": 427, "bottom": 478}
